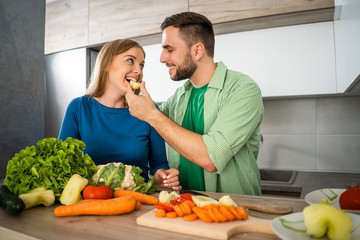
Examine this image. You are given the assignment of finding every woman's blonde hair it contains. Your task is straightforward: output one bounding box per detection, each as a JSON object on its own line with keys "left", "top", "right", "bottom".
{"left": 86, "top": 39, "right": 145, "bottom": 97}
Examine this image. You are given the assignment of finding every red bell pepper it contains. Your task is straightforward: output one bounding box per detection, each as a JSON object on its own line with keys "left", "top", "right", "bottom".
{"left": 154, "top": 202, "right": 175, "bottom": 212}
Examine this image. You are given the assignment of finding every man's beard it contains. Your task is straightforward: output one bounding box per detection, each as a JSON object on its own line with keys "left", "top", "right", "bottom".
{"left": 171, "top": 52, "right": 197, "bottom": 81}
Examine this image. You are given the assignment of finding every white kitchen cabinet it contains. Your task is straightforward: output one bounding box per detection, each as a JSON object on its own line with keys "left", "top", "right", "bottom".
{"left": 334, "top": 0, "right": 360, "bottom": 93}
{"left": 214, "top": 22, "right": 337, "bottom": 97}
{"left": 143, "top": 22, "right": 337, "bottom": 102}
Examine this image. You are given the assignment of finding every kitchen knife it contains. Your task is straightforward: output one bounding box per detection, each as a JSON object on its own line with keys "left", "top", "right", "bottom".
{"left": 180, "top": 189, "right": 293, "bottom": 214}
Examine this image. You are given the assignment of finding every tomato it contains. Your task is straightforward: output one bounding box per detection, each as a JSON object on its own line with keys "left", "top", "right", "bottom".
{"left": 154, "top": 202, "right": 175, "bottom": 212}
{"left": 82, "top": 185, "right": 113, "bottom": 200}
{"left": 339, "top": 185, "right": 360, "bottom": 210}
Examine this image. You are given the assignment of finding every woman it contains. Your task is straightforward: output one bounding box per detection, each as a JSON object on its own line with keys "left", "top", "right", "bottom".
{"left": 59, "top": 39, "right": 180, "bottom": 190}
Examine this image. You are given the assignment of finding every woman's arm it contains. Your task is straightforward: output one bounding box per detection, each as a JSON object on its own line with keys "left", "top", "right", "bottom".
{"left": 58, "top": 98, "right": 81, "bottom": 140}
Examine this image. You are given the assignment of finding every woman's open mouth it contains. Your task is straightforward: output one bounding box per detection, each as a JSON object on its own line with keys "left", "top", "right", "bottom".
{"left": 126, "top": 77, "right": 141, "bottom": 90}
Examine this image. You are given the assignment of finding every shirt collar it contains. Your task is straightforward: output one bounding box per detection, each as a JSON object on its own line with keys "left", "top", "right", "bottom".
{"left": 181, "top": 61, "right": 227, "bottom": 91}
{"left": 208, "top": 61, "right": 227, "bottom": 90}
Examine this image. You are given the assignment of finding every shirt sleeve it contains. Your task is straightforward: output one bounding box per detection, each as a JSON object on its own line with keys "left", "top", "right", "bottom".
{"left": 202, "top": 79, "right": 263, "bottom": 173}
{"left": 58, "top": 98, "right": 81, "bottom": 140}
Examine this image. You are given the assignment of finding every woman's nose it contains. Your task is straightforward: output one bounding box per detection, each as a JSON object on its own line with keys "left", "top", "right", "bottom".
{"left": 134, "top": 65, "right": 143, "bottom": 74}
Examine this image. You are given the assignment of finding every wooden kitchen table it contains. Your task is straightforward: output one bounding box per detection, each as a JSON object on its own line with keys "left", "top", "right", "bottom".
{"left": 0, "top": 191, "right": 308, "bottom": 240}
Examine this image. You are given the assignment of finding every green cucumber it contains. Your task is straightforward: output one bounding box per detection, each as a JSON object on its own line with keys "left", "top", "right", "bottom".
{"left": 0, "top": 185, "right": 25, "bottom": 215}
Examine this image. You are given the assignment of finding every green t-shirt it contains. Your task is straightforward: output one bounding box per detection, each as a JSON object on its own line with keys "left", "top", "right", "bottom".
{"left": 179, "top": 84, "right": 208, "bottom": 191}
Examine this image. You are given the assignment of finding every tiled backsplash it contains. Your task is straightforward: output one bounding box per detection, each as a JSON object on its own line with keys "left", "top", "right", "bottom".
{"left": 258, "top": 96, "right": 360, "bottom": 173}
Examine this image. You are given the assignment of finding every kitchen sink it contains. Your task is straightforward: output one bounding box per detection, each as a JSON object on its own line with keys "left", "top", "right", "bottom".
{"left": 260, "top": 169, "right": 298, "bottom": 185}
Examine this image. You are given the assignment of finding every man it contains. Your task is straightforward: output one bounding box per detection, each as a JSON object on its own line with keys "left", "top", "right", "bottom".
{"left": 126, "top": 12, "right": 264, "bottom": 195}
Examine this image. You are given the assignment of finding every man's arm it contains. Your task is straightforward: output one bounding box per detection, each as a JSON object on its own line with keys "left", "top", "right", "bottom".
{"left": 125, "top": 82, "right": 216, "bottom": 173}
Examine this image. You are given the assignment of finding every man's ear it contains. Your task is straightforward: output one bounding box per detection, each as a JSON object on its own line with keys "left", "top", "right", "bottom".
{"left": 192, "top": 42, "right": 205, "bottom": 60}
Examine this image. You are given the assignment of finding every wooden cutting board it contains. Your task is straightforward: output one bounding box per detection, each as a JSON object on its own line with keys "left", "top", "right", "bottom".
{"left": 136, "top": 209, "right": 275, "bottom": 239}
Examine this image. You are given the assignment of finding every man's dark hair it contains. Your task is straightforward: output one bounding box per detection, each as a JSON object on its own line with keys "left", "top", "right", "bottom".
{"left": 161, "top": 12, "right": 215, "bottom": 58}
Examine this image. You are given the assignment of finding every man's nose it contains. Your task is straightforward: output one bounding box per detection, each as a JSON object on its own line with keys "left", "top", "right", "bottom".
{"left": 160, "top": 50, "right": 167, "bottom": 63}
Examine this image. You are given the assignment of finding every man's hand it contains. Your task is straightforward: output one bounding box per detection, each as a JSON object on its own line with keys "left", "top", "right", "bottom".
{"left": 125, "top": 81, "right": 158, "bottom": 122}
{"left": 154, "top": 168, "right": 182, "bottom": 191}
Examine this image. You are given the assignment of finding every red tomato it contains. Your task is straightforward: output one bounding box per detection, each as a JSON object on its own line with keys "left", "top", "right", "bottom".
{"left": 83, "top": 185, "right": 113, "bottom": 200}
{"left": 154, "top": 202, "right": 174, "bottom": 212}
{"left": 339, "top": 185, "right": 360, "bottom": 210}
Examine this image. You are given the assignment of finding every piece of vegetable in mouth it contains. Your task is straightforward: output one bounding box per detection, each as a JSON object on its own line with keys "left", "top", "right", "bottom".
{"left": 130, "top": 80, "right": 141, "bottom": 90}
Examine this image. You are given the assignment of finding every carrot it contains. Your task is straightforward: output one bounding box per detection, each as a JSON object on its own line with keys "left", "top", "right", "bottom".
{"left": 213, "top": 207, "right": 227, "bottom": 222}
{"left": 173, "top": 205, "right": 184, "bottom": 217}
{"left": 180, "top": 201, "right": 192, "bottom": 215}
{"left": 113, "top": 190, "right": 158, "bottom": 205}
{"left": 202, "top": 204, "right": 220, "bottom": 209}
{"left": 236, "top": 206, "right": 248, "bottom": 220}
{"left": 228, "top": 205, "right": 242, "bottom": 220}
{"left": 54, "top": 195, "right": 136, "bottom": 217}
{"left": 135, "top": 200, "right": 142, "bottom": 210}
{"left": 77, "top": 199, "right": 100, "bottom": 204}
{"left": 156, "top": 209, "right": 166, "bottom": 218}
{"left": 183, "top": 213, "right": 198, "bottom": 221}
{"left": 219, "top": 206, "right": 235, "bottom": 221}
{"left": 207, "top": 208, "right": 220, "bottom": 222}
{"left": 184, "top": 200, "right": 195, "bottom": 209}
{"left": 192, "top": 207, "right": 213, "bottom": 223}
{"left": 166, "top": 211, "right": 178, "bottom": 218}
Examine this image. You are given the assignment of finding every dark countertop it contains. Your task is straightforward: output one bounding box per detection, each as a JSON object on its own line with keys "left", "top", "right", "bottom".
{"left": 261, "top": 170, "right": 360, "bottom": 198}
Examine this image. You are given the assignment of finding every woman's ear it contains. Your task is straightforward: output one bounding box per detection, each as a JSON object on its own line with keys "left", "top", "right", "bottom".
{"left": 192, "top": 42, "right": 205, "bottom": 60}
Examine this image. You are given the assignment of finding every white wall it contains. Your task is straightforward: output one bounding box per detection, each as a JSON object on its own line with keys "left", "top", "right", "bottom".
{"left": 142, "top": 44, "right": 184, "bottom": 103}
{"left": 143, "top": 21, "right": 337, "bottom": 102}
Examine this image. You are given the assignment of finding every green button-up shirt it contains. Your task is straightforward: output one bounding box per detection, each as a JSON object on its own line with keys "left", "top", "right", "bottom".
{"left": 160, "top": 62, "right": 263, "bottom": 195}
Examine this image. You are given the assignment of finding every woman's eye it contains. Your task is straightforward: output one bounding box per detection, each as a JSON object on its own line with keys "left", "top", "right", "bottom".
{"left": 140, "top": 64, "right": 145, "bottom": 70}
{"left": 127, "top": 58, "right": 134, "bottom": 64}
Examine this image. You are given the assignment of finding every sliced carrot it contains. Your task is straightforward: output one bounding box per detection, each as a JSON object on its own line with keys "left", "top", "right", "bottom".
{"left": 192, "top": 207, "right": 213, "bottom": 223}
{"left": 156, "top": 209, "right": 166, "bottom": 218}
{"left": 54, "top": 195, "right": 136, "bottom": 217}
{"left": 228, "top": 205, "right": 242, "bottom": 220}
{"left": 184, "top": 200, "right": 195, "bottom": 209}
{"left": 207, "top": 208, "right": 220, "bottom": 222}
{"left": 202, "top": 204, "right": 220, "bottom": 209}
{"left": 219, "top": 206, "right": 235, "bottom": 221}
{"left": 180, "top": 201, "right": 192, "bottom": 215}
{"left": 113, "top": 190, "right": 158, "bottom": 205}
{"left": 183, "top": 213, "right": 198, "bottom": 221}
{"left": 236, "top": 206, "right": 248, "bottom": 220}
{"left": 213, "top": 207, "right": 227, "bottom": 222}
{"left": 173, "top": 205, "right": 184, "bottom": 217}
{"left": 166, "top": 211, "right": 178, "bottom": 218}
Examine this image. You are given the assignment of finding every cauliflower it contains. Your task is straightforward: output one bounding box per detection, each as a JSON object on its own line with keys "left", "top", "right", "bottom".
{"left": 92, "top": 162, "right": 144, "bottom": 190}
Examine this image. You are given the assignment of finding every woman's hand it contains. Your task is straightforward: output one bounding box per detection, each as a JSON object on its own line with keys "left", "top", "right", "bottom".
{"left": 154, "top": 168, "right": 182, "bottom": 191}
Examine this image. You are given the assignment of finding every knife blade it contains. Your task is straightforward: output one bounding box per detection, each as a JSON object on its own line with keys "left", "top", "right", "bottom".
{"left": 179, "top": 189, "right": 209, "bottom": 196}
{"left": 179, "top": 189, "right": 292, "bottom": 214}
